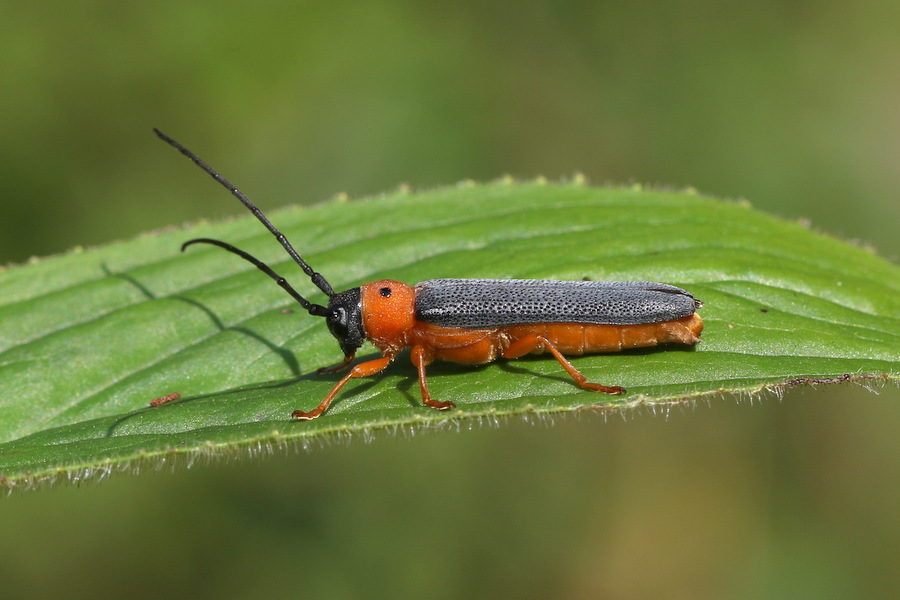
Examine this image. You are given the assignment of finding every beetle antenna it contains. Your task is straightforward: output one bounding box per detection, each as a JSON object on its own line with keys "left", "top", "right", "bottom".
{"left": 154, "top": 128, "right": 335, "bottom": 298}
{"left": 182, "top": 238, "right": 329, "bottom": 317}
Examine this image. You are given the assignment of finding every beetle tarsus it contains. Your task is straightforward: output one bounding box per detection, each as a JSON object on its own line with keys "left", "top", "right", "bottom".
{"left": 423, "top": 398, "right": 456, "bottom": 410}
{"left": 581, "top": 382, "right": 626, "bottom": 394}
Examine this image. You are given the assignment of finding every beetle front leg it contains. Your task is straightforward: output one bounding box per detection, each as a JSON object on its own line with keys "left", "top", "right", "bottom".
{"left": 293, "top": 354, "right": 394, "bottom": 420}
{"left": 411, "top": 345, "right": 455, "bottom": 411}
{"left": 316, "top": 353, "right": 355, "bottom": 375}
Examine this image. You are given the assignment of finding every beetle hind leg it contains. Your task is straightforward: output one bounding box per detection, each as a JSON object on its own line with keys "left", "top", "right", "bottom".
{"left": 503, "top": 334, "right": 626, "bottom": 395}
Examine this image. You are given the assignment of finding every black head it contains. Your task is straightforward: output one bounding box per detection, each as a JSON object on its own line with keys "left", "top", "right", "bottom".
{"left": 324, "top": 287, "right": 364, "bottom": 357}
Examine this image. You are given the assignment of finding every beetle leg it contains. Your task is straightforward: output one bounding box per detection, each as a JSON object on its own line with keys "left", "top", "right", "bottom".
{"left": 293, "top": 355, "right": 394, "bottom": 420}
{"left": 411, "top": 345, "right": 455, "bottom": 410}
{"left": 503, "top": 335, "right": 626, "bottom": 395}
{"left": 316, "top": 353, "right": 355, "bottom": 375}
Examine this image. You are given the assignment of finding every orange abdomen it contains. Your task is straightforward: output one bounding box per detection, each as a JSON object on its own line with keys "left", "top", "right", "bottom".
{"left": 503, "top": 313, "right": 703, "bottom": 355}
{"left": 410, "top": 313, "right": 703, "bottom": 365}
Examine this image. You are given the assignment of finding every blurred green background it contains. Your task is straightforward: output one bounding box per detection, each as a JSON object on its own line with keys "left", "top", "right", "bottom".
{"left": 3, "top": 2, "right": 899, "bottom": 598}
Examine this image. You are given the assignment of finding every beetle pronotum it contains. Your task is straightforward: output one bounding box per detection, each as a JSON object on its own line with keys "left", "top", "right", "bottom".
{"left": 155, "top": 129, "right": 703, "bottom": 420}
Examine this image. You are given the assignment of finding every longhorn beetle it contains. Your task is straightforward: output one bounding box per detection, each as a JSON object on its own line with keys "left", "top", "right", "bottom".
{"left": 154, "top": 129, "right": 704, "bottom": 420}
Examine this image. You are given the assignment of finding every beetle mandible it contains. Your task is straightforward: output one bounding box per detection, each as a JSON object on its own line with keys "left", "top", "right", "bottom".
{"left": 154, "top": 129, "right": 703, "bottom": 420}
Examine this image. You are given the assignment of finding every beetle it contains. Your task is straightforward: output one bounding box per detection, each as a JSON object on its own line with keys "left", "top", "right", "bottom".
{"left": 154, "top": 129, "right": 703, "bottom": 420}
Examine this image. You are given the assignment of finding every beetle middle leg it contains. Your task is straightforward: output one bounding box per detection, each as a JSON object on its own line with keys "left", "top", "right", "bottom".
{"left": 411, "top": 345, "right": 455, "bottom": 410}
{"left": 502, "top": 334, "right": 625, "bottom": 395}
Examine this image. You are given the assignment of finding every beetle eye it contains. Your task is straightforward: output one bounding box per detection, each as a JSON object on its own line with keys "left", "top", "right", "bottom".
{"left": 380, "top": 286, "right": 392, "bottom": 298}
{"left": 328, "top": 307, "right": 347, "bottom": 335}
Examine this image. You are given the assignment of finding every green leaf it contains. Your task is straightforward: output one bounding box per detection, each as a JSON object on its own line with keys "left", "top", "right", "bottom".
{"left": 1, "top": 181, "right": 898, "bottom": 488}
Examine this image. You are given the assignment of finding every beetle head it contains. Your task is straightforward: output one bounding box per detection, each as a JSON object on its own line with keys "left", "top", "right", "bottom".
{"left": 323, "top": 287, "right": 365, "bottom": 357}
